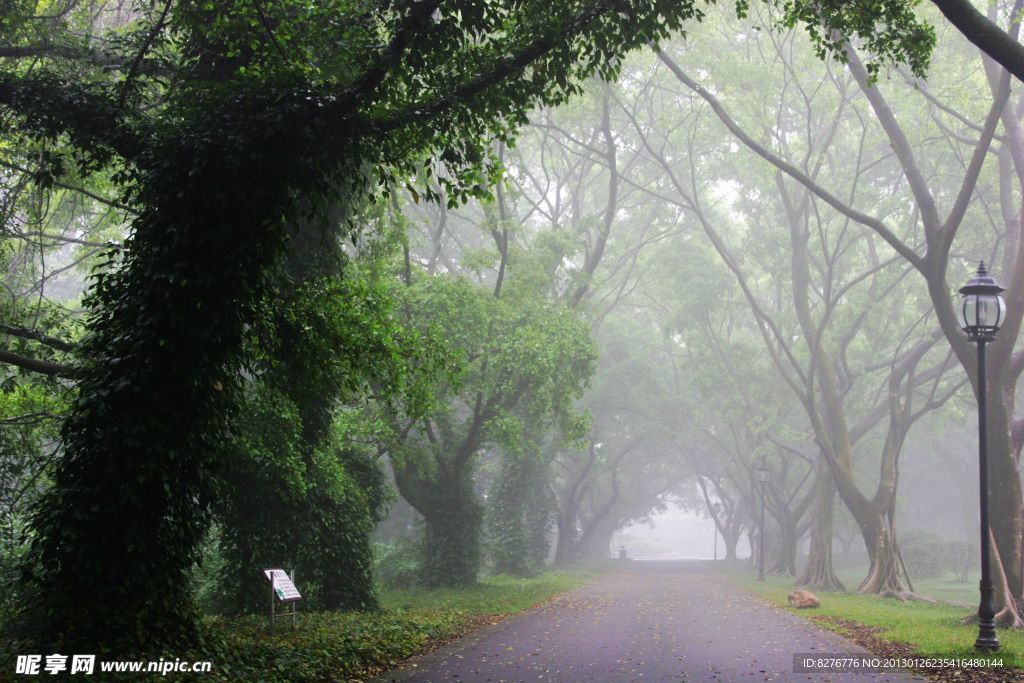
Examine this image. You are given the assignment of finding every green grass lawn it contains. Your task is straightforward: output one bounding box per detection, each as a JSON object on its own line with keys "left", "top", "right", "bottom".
{"left": 716, "top": 565, "right": 1024, "bottom": 670}
{"left": 196, "top": 570, "right": 595, "bottom": 682}
{"left": 834, "top": 565, "right": 978, "bottom": 605}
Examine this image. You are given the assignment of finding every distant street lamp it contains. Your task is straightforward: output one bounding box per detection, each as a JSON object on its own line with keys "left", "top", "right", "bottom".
{"left": 712, "top": 503, "right": 721, "bottom": 561}
{"left": 757, "top": 459, "right": 770, "bottom": 581}
{"left": 957, "top": 261, "right": 1007, "bottom": 653}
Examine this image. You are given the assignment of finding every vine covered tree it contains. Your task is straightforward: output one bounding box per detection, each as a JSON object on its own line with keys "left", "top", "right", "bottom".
{"left": 388, "top": 275, "right": 594, "bottom": 585}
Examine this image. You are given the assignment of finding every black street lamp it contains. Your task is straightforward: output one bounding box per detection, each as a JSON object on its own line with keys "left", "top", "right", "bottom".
{"left": 757, "top": 459, "right": 770, "bottom": 581}
{"left": 957, "top": 261, "right": 1007, "bottom": 653}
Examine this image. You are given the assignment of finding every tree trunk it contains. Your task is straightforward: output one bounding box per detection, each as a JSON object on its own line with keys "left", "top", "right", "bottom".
{"left": 856, "top": 513, "right": 904, "bottom": 596}
{"left": 989, "top": 526, "right": 1024, "bottom": 627}
{"left": 553, "top": 502, "right": 579, "bottom": 566}
{"left": 421, "top": 498, "right": 483, "bottom": 586}
{"left": 797, "top": 467, "right": 845, "bottom": 591}
{"left": 961, "top": 527, "right": 1024, "bottom": 627}
{"left": 989, "top": 376, "right": 1023, "bottom": 601}
{"left": 488, "top": 457, "right": 535, "bottom": 577}
{"left": 524, "top": 469, "right": 556, "bottom": 568}
{"left": 577, "top": 517, "right": 617, "bottom": 562}
{"left": 394, "top": 461, "right": 483, "bottom": 586}
{"left": 19, "top": 180, "right": 297, "bottom": 650}
{"left": 767, "top": 503, "right": 799, "bottom": 577}
{"left": 721, "top": 526, "right": 740, "bottom": 562}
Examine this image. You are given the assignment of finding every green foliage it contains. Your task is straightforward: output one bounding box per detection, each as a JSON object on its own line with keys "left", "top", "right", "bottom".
{"left": 775, "top": 1, "right": 935, "bottom": 82}
{"left": 486, "top": 452, "right": 556, "bottom": 577}
{"left": 200, "top": 610, "right": 464, "bottom": 682}
{"left": 191, "top": 527, "right": 229, "bottom": 615}
{"left": 0, "top": 382, "right": 66, "bottom": 625}
{"left": 899, "top": 529, "right": 948, "bottom": 581}
{"left": 373, "top": 539, "right": 422, "bottom": 590}
{"left": 388, "top": 274, "right": 595, "bottom": 586}
{"left": 191, "top": 570, "right": 593, "bottom": 681}
{"left": 214, "top": 272, "right": 438, "bottom": 614}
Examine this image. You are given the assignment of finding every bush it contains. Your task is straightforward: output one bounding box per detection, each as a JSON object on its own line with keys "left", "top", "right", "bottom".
{"left": 0, "top": 534, "right": 28, "bottom": 628}
{"left": 374, "top": 539, "right": 421, "bottom": 589}
{"left": 197, "top": 610, "right": 461, "bottom": 682}
{"left": 215, "top": 384, "right": 387, "bottom": 614}
{"left": 947, "top": 541, "right": 974, "bottom": 583}
{"left": 900, "top": 529, "right": 946, "bottom": 580}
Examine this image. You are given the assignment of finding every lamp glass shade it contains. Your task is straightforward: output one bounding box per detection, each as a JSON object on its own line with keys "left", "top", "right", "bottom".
{"left": 958, "top": 292, "right": 1006, "bottom": 337}
{"left": 958, "top": 262, "right": 1006, "bottom": 340}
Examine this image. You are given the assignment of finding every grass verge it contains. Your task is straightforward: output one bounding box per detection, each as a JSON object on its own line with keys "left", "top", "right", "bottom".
{"left": 196, "top": 571, "right": 595, "bottom": 682}
{"left": 715, "top": 565, "right": 1024, "bottom": 681}
{"left": 834, "top": 565, "right": 979, "bottom": 605}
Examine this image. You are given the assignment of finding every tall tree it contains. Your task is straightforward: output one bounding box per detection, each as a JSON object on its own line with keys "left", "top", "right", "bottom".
{"left": 388, "top": 275, "right": 594, "bottom": 585}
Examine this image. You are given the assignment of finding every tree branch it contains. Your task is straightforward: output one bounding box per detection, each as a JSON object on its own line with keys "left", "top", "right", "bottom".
{"left": 0, "top": 348, "right": 81, "bottom": 378}
{"left": 655, "top": 48, "right": 924, "bottom": 271}
{"left": 0, "top": 323, "right": 76, "bottom": 352}
{"left": 930, "top": 0, "right": 1024, "bottom": 83}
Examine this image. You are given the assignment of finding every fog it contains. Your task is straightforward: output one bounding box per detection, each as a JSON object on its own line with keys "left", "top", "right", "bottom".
{"left": 614, "top": 503, "right": 752, "bottom": 561}
{"left": 4, "top": 0, "right": 1024, "bottom": 659}
{"left": 372, "top": 1, "right": 1010, "bottom": 602}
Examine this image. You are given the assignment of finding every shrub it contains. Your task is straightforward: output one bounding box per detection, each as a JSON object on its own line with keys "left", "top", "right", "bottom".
{"left": 900, "top": 529, "right": 946, "bottom": 580}
{"left": 197, "top": 610, "right": 462, "bottom": 682}
{"left": 374, "top": 539, "right": 421, "bottom": 589}
{"left": 947, "top": 541, "right": 974, "bottom": 583}
{"left": 0, "top": 533, "right": 28, "bottom": 628}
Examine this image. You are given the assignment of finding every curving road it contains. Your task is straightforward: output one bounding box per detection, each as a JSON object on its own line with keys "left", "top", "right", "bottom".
{"left": 375, "top": 560, "right": 923, "bottom": 682}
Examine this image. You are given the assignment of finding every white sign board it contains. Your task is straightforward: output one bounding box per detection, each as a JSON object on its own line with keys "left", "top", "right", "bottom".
{"left": 264, "top": 569, "right": 301, "bottom": 602}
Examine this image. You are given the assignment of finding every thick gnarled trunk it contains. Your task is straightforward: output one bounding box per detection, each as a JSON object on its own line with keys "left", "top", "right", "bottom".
{"left": 719, "top": 523, "right": 741, "bottom": 562}
{"left": 421, "top": 498, "right": 483, "bottom": 586}
{"left": 577, "top": 516, "right": 618, "bottom": 562}
{"left": 797, "top": 466, "right": 844, "bottom": 592}
{"left": 989, "top": 375, "right": 1023, "bottom": 600}
{"left": 554, "top": 514, "right": 579, "bottom": 566}
{"left": 857, "top": 515, "right": 904, "bottom": 596}
{"left": 394, "top": 462, "right": 483, "bottom": 586}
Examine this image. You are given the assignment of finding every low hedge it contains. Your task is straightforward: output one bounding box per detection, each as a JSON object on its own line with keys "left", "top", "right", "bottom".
{"left": 197, "top": 610, "right": 464, "bottom": 681}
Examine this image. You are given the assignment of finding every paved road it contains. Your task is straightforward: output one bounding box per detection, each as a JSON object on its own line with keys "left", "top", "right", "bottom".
{"left": 376, "top": 560, "right": 923, "bottom": 682}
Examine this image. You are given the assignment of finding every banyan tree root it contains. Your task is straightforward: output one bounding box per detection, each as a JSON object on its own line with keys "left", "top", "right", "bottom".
{"left": 876, "top": 590, "right": 938, "bottom": 603}
{"left": 959, "top": 528, "right": 1024, "bottom": 628}
{"left": 959, "top": 607, "right": 1024, "bottom": 628}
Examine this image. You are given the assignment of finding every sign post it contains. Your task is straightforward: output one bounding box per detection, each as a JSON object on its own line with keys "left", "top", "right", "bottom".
{"left": 264, "top": 568, "right": 301, "bottom": 633}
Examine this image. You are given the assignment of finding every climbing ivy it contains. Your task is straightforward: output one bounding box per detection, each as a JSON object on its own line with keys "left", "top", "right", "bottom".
{"left": 214, "top": 271, "right": 441, "bottom": 615}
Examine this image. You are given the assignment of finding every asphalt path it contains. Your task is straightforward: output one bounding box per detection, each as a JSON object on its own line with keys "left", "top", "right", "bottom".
{"left": 375, "top": 560, "right": 924, "bottom": 682}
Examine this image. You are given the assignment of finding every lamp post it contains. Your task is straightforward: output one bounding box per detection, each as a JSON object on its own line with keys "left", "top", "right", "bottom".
{"left": 757, "top": 459, "right": 770, "bottom": 581}
{"left": 957, "top": 261, "right": 1007, "bottom": 653}
{"left": 711, "top": 502, "right": 721, "bottom": 561}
